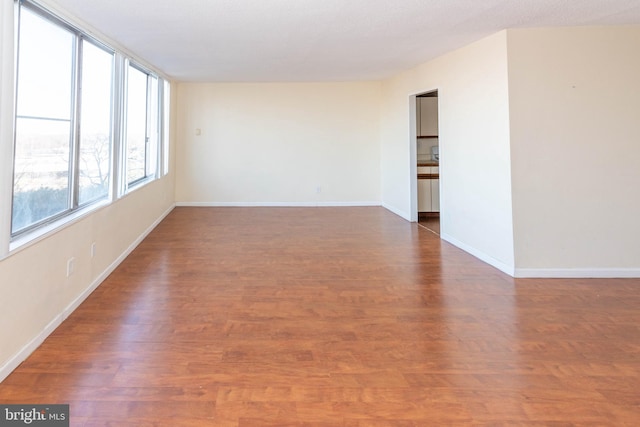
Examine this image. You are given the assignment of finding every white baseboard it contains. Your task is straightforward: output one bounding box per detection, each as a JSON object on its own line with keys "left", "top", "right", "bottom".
{"left": 175, "top": 201, "right": 381, "bottom": 208}
{"left": 0, "top": 204, "right": 175, "bottom": 384}
{"left": 0, "top": 312, "right": 63, "bottom": 384}
{"left": 61, "top": 204, "right": 175, "bottom": 320}
{"left": 381, "top": 203, "right": 411, "bottom": 221}
{"left": 440, "top": 232, "right": 516, "bottom": 277}
{"left": 514, "top": 268, "right": 640, "bottom": 278}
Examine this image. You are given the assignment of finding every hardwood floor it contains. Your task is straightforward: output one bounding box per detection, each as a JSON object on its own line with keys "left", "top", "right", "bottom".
{"left": 418, "top": 214, "right": 440, "bottom": 235}
{"left": 1, "top": 207, "right": 639, "bottom": 426}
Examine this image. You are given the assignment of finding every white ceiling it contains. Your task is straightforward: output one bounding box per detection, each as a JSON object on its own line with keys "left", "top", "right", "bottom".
{"left": 49, "top": 0, "right": 640, "bottom": 82}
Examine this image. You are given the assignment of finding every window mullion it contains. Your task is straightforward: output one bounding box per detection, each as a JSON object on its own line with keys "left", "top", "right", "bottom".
{"left": 111, "top": 54, "right": 124, "bottom": 200}
{"left": 70, "top": 34, "right": 81, "bottom": 209}
{"left": 119, "top": 58, "right": 130, "bottom": 194}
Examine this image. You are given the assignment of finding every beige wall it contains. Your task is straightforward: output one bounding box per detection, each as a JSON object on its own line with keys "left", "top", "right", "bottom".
{"left": 380, "top": 31, "right": 515, "bottom": 274}
{"left": 507, "top": 26, "right": 640, "bottom": 276}
{"left": 175, "top": 82, "right": 382, "bottom": 205}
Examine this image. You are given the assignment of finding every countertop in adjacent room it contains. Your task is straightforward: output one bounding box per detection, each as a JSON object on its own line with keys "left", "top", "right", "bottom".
{"left": 417, "top": 160, "right": 439, "bottom": 167}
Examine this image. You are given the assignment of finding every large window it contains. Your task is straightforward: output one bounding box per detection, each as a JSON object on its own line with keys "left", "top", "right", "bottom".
{"left": 78, "top": 41, "right": 114, "bottom": 205}
{"left": 12, "top": 6, "right": 76, "bottom": 234}
{"left": 125, "top": 64, "right": 159, "bottom": 187}
{"left": 10, "top": 1, "right": 169, "bottom": 240}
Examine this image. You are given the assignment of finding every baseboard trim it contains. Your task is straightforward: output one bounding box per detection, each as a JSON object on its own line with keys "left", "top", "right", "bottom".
{"left": 61, "top": 204, "right": 175, "bottom": 320}
{"left": 0, "top": 204, "right": 175, "bottom": 384}
{"left": 440, "top": 232, "right": 515, "bottom": 277}
{"left": 381, "top": 203, "right": 411, "bottom": 221}
{"left": 175, "top": 201, "right": 381, "bottom": 208}
{"left": 0, "top": 312, "right": 63, "bottom": 385}
{"left": 514, "top": 268, "right": 640, "bottom": 278}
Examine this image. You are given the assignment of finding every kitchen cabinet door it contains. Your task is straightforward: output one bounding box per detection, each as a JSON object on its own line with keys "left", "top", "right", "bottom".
{"left": 431, "top": 178, "right": 440, "bottom": 212}
{"left": 418, "top": 97, "right": 438, "bottom": 137}
{"left": 418, "top": 178, "right": 432, "bottom": 212}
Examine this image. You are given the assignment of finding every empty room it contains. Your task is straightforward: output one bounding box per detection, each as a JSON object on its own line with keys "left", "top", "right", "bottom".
{"left": 1, "top": 0, "right": 639, "bottom": 425}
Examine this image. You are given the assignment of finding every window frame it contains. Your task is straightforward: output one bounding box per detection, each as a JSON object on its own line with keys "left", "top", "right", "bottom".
{"left": 11, "top": 2, "right": 115, "bottom": 238}
{"left": 8, "top": 0, "right": 170, "bottom": 247}
{"left": 75, "top": 37, "right": 116, "bottom": 208}
{"left": 122, "top": 60, "right": 162, "bottom": 192}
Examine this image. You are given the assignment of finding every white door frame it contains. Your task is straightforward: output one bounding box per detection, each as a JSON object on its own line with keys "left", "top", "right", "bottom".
{"left": 408, "top": 94, "right": 418, "bottom": 222}
{"left": 409, "top": 89, "right": 439, "bottom": 224}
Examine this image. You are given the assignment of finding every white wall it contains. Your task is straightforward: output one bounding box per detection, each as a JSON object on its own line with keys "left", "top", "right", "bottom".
{"left": 175, "top": 82, "right": 381, "bottom": 206}
{"left": 507, "top": 26, "right": 640, "bottom": 277}
{"left": 380, "top": 32, "right": 515, "bottom": 274}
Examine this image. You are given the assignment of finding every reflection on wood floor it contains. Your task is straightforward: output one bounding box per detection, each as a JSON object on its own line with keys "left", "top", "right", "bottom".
{"left": 1, "top": 207, "right": 639, "bottom": 425}
{"left": 418, "top": 213, "right": 440, "bottom": 235}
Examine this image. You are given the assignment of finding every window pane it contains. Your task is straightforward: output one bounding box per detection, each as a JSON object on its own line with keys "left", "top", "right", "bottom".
{"left": 16, "top": 7, "right": 73, "bottom": 120}
{"left": 13, "top": 5, "right": 74, "bottom": 234}
{"left": 126, "top": 66, "right": 147, "bottom": 184}
{"left": 12, "top": 118, "right": 71, "bottom": 233}
{"left": 78, "top": 41, "right": 113, "bottom": 204}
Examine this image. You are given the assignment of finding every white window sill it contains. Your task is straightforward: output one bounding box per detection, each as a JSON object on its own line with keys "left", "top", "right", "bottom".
{"left": 8, "top": 199, "right": 111, "bottom": 256}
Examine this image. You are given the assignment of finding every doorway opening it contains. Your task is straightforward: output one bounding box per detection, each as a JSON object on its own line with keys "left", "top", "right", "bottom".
{"left": 415, "top": 90, "right": 439, "bottom": 235}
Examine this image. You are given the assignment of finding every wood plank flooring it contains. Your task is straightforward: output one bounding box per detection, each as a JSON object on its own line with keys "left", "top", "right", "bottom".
{"left": 418, "top": 215, "right": 440, "bottom": 235}
{"left": 1, "top": 207, "right": 639, "bottom": 426}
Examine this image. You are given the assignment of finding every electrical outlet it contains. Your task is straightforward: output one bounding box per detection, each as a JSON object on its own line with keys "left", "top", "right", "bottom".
{"left": 316, "top": 186, "right": 322, "bottom": 193}
{"left": 91, "top": 242, "right": 97, "bottom": 258}
{"left": 67, "top": 257, "right": 75, "bottom": 277}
